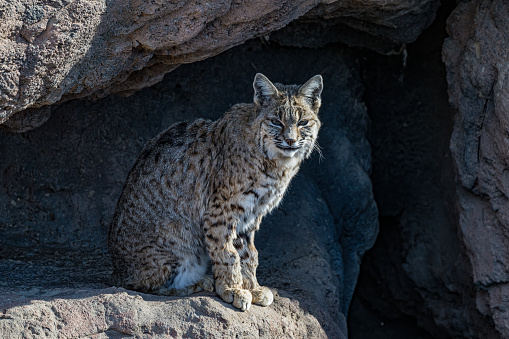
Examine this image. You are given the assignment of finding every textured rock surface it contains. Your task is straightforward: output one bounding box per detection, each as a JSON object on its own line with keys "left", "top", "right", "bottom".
{"left": 0, "top": 0, "right": 441, "bottom": 131}
{"left": 443, "top": 0, "right": 509, "bottom": 337}
{"left": 0, "top": 40, "right": 376, "bottom": 337}
{"left": 350, "top": 4, "right": 469, "bottom": 337}
{"left": 271, "top": 0, "right": 440, "bottom": 54}
{"left": 0, "top": 288, "right": 337, "bottom": 338}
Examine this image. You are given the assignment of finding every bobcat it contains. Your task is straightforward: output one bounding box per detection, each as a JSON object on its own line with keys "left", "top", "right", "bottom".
{"left": 108, "top": 73, "right": 323, "bottom": 311}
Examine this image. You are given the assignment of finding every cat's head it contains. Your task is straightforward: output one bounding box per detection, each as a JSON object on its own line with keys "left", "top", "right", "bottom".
{"left": 253, "top": 73, "right": 323, "bottom": 161}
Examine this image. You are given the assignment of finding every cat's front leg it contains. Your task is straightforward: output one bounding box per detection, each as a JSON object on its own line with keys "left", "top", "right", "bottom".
{"left": 237, "top": 230, "right": 273, "bottom": 307}
{"left": 204, "top": 215, "right": 252, "bottom": 311}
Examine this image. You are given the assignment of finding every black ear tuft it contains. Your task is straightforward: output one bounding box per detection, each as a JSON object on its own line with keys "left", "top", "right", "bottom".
{"left": 298, "top": 75, "right": 323, "bottom": 109}
{"left": 253, "top": 73, "right": 278, "bottom": 105}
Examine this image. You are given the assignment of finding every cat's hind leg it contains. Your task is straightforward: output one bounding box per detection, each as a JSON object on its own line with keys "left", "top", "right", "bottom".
{"left": 198, "top": 274, "right": 215, "bottom": 292}
{"left": 155, "top": 251, "right": 213, "bottom": 296}
{"left": 155, "top": 275, "right": 214, "bottom": 296}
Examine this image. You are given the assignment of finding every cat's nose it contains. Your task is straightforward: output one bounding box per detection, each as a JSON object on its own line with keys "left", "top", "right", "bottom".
{"left": 285, "top": 139, "right": 296, "bottom": 146}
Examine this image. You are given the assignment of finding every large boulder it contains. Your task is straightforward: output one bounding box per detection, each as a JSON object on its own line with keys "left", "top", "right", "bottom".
{"left": 443, "top": 0, "right": 509, "bottom": 337}
{"left": 0, "top": 0, "right": 441, "bottom": 132}
{"left": 0, "top": 40, "right": 376, "bottom": 337}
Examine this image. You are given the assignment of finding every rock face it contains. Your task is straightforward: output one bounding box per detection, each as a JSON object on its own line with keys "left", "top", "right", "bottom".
{"left": 271, "top": 0, "right": 440, "bottom": 54}
{"left": 0, "top": 40, "right": 376, "bottom": 337}
{"left": 0, "top": 0, "right": 441, "bottom": 132}
{"left": 0, "top": 288, "right": 338, "bottom": 338}
{"left": 443, "top": 0, "right": 509, "bottom": 337}
{"left": 12, "top": 0, "right": 508, "bottom": 336}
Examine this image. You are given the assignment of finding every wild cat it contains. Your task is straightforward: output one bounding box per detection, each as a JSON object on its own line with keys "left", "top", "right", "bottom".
{"left": 108, "top": 73, "right": 323, "bottom": 311}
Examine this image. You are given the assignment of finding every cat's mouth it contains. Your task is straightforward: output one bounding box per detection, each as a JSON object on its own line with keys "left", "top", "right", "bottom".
{"left": 276, "top": 145, "right": 300, "bottom": 151}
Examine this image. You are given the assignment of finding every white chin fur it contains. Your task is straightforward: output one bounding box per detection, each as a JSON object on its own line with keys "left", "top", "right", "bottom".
{"left": 279, "top": 148, "right": 299, "bottom": 158}
{"left": 265, "top": 143, "right": 304, "bottom": 160}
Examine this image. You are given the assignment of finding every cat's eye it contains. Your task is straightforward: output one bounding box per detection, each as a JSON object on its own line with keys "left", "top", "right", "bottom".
{"left": 270, "top": 119, "right": 283, "bottom": 127}
{"left": 298, "top": 120, "right": 309, "bottom": 126}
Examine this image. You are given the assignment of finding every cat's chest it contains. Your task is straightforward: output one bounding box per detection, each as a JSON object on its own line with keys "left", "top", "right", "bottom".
{"left": 241, "top": 182, "right": 279, "bottom": 212}
{"left": 234, "top": 170, "right": 295, "bottom": 235}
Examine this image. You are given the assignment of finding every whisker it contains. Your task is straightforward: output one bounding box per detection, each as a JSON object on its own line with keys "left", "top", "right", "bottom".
{"left": 313, "top": 141, "right": 324, "bottom": 162}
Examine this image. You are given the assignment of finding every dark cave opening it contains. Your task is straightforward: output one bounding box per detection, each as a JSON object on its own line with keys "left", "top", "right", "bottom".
{"left": 349, "top": 1, "right": 465, "bottom": 337}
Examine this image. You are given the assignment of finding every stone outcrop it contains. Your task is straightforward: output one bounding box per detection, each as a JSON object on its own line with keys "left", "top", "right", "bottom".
{"left": 0, "top": 288, "right": 340, "bottom": 338}
{"left": 443, "top": 0, "right": 509, "bottom": 337}
{"left": 271, "top": 0, "right": 440, "bottom": 53}
{"left": 0, "top": 40, "right": 376, "bottom": 337}
{"left": 0, "top": 0, "right": 441, "bottom": 132}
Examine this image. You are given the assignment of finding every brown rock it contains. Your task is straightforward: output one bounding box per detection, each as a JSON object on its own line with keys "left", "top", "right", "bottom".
{"left": 0, "top": 0, "right": 318, "bottom": 128}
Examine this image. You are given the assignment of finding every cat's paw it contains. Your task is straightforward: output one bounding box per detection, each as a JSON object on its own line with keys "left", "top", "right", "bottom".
{"left": 251, "top": 286, "right": 273, "bottom": 306}
{"left": 199, "top": 275, "right": 215, "bottom": 292}
{"left": 232, "top": 288, "right": 252, "bottom": 311}
{"left": 220, "top": 288, "right": 252, "bottom": 311}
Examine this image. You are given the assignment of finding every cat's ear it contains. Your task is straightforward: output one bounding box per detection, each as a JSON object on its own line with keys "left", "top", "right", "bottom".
{"left": 253, "top": 73, "right": 278, "bottom": 106}
{"left": 298, "top": 75, "right": 323, "bottom": 109}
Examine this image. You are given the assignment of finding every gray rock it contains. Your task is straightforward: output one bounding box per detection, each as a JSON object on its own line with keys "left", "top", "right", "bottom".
{"left": 271, "top": 0, "right": 441, "bottom": 54}
{"left": 443, "top": 0, "right": 509, "bottom": 337}
{"left": 347, "top": 2, "right": 501, "bottom": 338}
{"left": 0, "top": 107, "right": 53, "bottom": 133}
{"left": 0, "top": 287, "right": 338, "bottom": 338}
{"left": 300, "top": 67, "right": 378, "bottom": 314}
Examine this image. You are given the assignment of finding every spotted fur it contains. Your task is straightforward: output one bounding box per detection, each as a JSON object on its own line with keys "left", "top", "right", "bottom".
{"left": 108, "top": 73, "right": 323, "bottom": 311}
